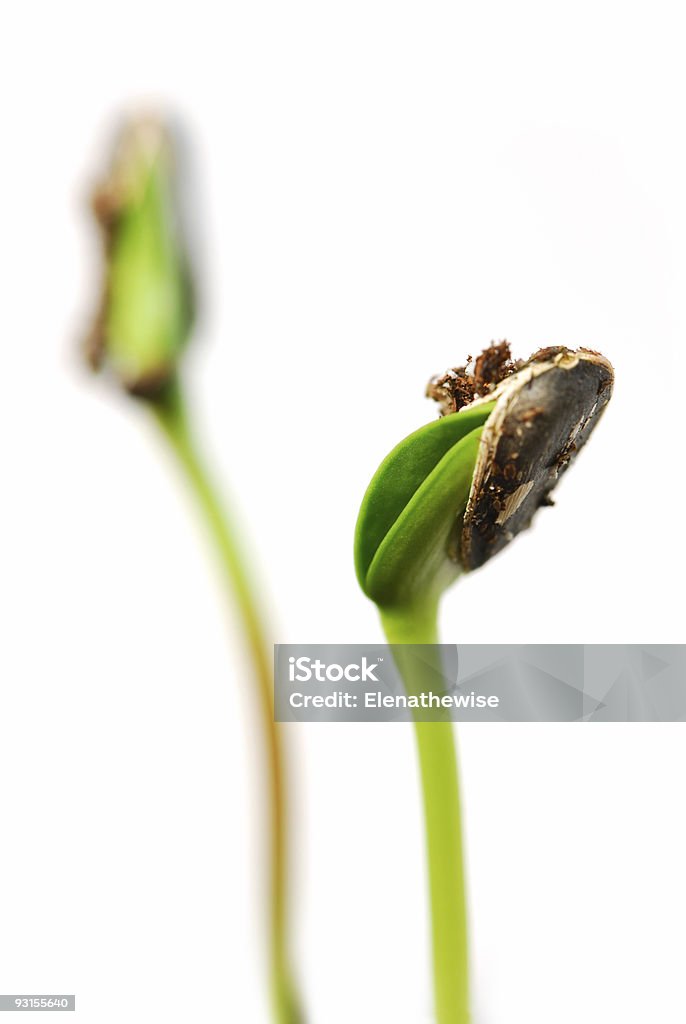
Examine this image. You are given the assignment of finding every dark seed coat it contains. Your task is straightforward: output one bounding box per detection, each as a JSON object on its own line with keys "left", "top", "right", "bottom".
{"left": 458, "top": 350, "right": 613, "bottom": 570}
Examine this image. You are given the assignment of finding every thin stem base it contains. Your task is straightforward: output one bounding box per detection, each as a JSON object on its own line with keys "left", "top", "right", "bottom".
{"left": 380, "top": 603, "right": 470, "bottom": 1024}
{"left": 151, "top": 384, "right": 303, "bottom": 1024}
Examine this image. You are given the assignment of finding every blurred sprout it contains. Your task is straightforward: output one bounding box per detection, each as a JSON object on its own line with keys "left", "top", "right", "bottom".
{"left": 85, "top": 116, "right": 194, "bottom": 398}
{"left": 82, "top": 115, "right": 303, "bottom": 1023}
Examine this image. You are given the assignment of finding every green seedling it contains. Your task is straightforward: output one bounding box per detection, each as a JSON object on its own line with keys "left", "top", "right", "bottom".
{"left": 355, "top": 342, "right": 614, "bottom": 1024}
{"left": 86, "top": 117, "right": 194, "bottom": 397}
{"left": 85, "top": 116, "right": 303, "bottom": 1024}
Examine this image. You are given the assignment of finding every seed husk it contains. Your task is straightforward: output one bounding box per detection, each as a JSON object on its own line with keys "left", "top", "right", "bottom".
{"left": 429, "top": 345, "right": 614, "bottom": 571}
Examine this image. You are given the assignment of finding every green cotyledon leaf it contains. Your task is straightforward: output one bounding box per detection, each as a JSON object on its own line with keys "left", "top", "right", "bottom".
{"left": 354, "top": 402, "right": 494, "bottom": 608}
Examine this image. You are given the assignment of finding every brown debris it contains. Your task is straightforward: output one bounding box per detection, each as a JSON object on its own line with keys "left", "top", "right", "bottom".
{"left": 427, "top": 340, "right": 525, "bottom": 415}
{"left": 527, "top": 345, "right": 568, "bottom": 364}
{"left": 425, "top": 367, "right": 476, "bottom": 415}
{"left": 473, "top": 341, "right": 520, "bottom": 392}
{"left": 427, "top": 341, "right": 609, "bottom": 418}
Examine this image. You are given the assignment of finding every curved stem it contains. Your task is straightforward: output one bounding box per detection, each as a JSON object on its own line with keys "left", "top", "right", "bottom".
{"left": 151, "top": 384, "right": 302, "bottom": 1024}
{"left": 379, "top": 601, "right": 470, "bottom": 1024}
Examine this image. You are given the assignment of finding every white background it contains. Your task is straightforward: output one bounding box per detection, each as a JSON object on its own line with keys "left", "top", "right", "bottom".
{"left": 1, "top": 2, "right": 685, "bottom": 1022}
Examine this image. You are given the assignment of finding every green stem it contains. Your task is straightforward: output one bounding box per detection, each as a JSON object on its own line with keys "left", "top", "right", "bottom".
{"left": 151, "top": 383, "right": 302, "bottom": 1024}
{"left": 380, "top": 601, "right": 470, "bottom": 1024}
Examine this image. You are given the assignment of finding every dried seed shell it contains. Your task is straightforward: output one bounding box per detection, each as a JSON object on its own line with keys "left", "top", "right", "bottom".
{"left": 459, "top": 348, "right": 614, "bottom": 570}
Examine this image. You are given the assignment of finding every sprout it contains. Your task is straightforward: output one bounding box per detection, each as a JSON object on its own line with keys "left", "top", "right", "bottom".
{"left": 85, "top": 116, "right": 194, "bottom": 398}
{"left": 354, "top": 342, "right": 614, "bottom": 1024}
{"left": 356, "top": 344, "right": 614, "bottom": 611}
{"left": 83, "top": 115, "right": 303, "bottom": 1024}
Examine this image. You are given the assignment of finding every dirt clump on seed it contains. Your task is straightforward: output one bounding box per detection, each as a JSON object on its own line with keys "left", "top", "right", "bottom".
{"left": 426, "top": 341, "right": 523, "bottom": 415}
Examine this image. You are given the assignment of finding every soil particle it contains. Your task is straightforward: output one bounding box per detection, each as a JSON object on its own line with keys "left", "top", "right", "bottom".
{"left": 427, "top": 342, "right": 609, "bottom": 417}
{"left": 426, "top": 341, "right": 532, "bottom": 414}
{"left": 425, "top": 367, "right": 477, "bottom": 415}
{"left": 527, "top": 345, "right": 568, "bottom": 364}
{"left": 473, "top": 341, "right": 521, "bottom": 392}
